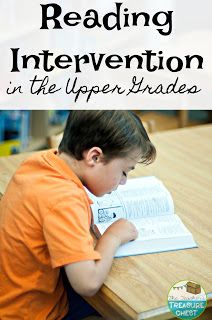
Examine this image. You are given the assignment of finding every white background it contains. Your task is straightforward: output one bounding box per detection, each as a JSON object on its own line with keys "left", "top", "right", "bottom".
{"left": 0, "top": 0, "right": 211, "bottom": 109}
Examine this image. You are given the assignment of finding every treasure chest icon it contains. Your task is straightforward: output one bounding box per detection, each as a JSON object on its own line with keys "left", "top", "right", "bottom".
{"left": 186, "top": 281, "right": 201, "bottom": 294}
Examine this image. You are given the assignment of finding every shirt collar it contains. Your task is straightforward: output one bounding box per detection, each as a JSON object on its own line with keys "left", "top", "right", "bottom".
{"left": 43, "top": 149, "right": 93, "bottom": 204}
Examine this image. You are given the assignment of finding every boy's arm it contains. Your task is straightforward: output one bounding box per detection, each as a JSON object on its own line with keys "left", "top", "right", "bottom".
{"left": 65, "top": 218, "right": 138, "bottom": 297}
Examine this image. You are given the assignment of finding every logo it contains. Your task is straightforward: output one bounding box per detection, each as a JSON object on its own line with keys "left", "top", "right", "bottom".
{"left": 168, "top": 280, "right": 207, "bottom": 319}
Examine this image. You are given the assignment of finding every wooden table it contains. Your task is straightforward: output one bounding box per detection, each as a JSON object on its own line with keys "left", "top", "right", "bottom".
{"left": 0, "top": 125, "right": 212, "bottom": 319}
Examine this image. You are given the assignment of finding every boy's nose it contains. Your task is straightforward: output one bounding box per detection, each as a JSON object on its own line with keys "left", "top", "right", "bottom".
{"left": 119, "top": 176, "right": 127, "bottom": 185}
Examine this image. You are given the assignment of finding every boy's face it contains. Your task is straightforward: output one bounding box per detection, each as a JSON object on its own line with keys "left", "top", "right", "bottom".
{"left": 84, "top": 149, "right": 140, "bottom": 197}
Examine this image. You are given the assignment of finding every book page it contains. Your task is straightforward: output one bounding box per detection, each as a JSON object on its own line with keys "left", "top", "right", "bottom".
{"left": 135, "top": 215, "right": 191, "bottom": 240}
{"left": 89, "top": 191, "right": 126, "bottom": 224}
{"left": 88, "top": 176, "right": 174, "bottom": 224}
{"left": 117, "top": 176, "right": 174, "bottom": 219}
{"left": 96, "top": 215, "right": 192, "bottom": 241}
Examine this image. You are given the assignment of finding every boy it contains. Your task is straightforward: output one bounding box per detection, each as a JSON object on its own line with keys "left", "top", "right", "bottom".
{"left": 0, "top": 111, "right": 156, "bottom": 319}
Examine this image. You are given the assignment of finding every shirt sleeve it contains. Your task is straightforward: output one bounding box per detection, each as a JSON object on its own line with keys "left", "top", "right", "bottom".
{"left": 43, "top": 189, "right": 101, "bottom": 268}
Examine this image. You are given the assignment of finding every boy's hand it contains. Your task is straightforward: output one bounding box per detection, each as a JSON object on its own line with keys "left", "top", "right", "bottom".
{"left": 65, "top": 218, "right": 138, "bottom": 297}
{"left": 104, "top": 218, "right": 138, "bottom": 246}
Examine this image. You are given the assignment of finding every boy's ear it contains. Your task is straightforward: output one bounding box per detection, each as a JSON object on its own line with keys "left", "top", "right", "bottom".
{"left": 83, "top": 147, "right": 103, "bottom": 167}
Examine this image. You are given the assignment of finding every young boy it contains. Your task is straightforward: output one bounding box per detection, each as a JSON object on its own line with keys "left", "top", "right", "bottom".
{"left": 0, "top": 111, "right": 156, "bottom": 320}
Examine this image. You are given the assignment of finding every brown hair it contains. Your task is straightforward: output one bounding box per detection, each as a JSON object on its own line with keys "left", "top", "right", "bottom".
{"left": 59, "top": 111, "right": 156, "bottom": 165}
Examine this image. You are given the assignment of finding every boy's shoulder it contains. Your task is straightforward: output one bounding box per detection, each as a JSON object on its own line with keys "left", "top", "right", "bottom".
{"left": 12, "top": 149, "right": 90, "bottom": 205}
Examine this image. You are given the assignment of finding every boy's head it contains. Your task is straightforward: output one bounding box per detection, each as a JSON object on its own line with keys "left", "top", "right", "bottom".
{"left": 59, "top": 111, "right": 155, "bottom": 163}
{"left": 59, "top": 111, "right": 156, "bottom": 195}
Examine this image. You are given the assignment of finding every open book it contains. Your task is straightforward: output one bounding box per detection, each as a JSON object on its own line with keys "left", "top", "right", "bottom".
{"left": 88, "top": 176, "right": 197, "bottom": 257}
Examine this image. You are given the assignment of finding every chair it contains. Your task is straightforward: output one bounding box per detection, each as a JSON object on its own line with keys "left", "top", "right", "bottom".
{"left": 47, "top": 132, "right": 63, "bottom": 149}
{"left": 133, "top": 111, "right": 156, "bottom": 133}
{"left": 142, "top": 119, "right": 156, "bottom": 133}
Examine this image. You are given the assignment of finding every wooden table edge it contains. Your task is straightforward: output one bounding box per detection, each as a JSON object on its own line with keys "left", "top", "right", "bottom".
{"left": 85, "top": 289, "right": 212, "bottom": 320}
{"left": 138, "top": 292, "right": 212, "bottom": 320}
